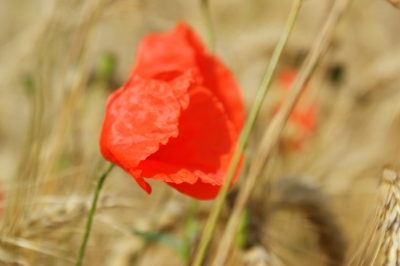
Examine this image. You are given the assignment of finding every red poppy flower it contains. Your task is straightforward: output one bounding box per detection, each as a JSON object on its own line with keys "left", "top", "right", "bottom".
{"left": 99, "top": 22, "right": 245, "bottom": 200}
{"left": 275, "top": 68, "right": 318, "bottom": 151}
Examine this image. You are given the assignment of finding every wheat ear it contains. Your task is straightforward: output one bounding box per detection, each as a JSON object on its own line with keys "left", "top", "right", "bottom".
{"left": 13, "top": 194, "right": 136, "bottom": 239}
{"left": 370, "top": 167, "right": 400, "bottom": 266}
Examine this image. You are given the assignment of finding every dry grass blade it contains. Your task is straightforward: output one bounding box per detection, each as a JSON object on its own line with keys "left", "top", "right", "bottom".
{"left": 1, "top": 236, "right": 74, "bottom": 263}
{"left": 386, "top": 0, "right": 400, "bottom": 9}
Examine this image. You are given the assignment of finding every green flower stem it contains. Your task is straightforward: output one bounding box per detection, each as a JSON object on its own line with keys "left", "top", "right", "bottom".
{"left": 201, "top": 0, "right": 215, "bottom": 51}
{"left": 182, "top": 199, "right": 200, "bottom": 265}
{"left": 191, "top": 1, "right": 302, "bottom": 266}
{"left": 75, "top": 163, "right": 115, "bottom": 266}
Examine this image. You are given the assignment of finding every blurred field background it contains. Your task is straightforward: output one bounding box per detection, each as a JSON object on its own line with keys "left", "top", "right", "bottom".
{"left": 1, "top": 0, "right": 400, "bottom": 265}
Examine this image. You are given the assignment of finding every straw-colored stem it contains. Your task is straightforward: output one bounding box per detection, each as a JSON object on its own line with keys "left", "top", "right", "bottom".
{"left": 191, "top": 1, "right": 302, "bottom": 265}
{"left": 75, "top": 163, "right": 114, "bottom": 266}
{"left": 212, "top": 0, "right": 353, "bottom": 265}
{"left": 201, "top": 0, "right": 215, "bottom": 52}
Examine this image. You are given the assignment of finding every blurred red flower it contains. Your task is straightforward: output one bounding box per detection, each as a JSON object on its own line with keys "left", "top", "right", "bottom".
{"left": 99, "top": 22, "right": 245, "bottom": 200}
{"left": 275, "top": 68, "right": 318, "bottom": 151}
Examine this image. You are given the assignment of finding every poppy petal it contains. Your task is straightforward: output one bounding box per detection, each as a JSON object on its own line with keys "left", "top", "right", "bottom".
{"left": 130, "top": 22, "right": 245, "bottom": 132}
{"left": 138, "top": 86, "right": 239, "bottom": 200}
{"left": 200, "top": 56, "right": 245, "bottom": 132}
{"left": 168, "top": 180, "right": 222, "bottom": 200}
{"left": 99, "top": 74, "right": 193, "bottom": 193}
{"left": 130, "top": 22, "right": 204, "bottom": 83}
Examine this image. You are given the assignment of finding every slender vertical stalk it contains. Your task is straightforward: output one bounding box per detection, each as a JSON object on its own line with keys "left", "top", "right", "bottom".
{"left": 213, "top": 0, "right": 353, "bottom": 265}
{"left": 201, "top": 0, "right": 215, "bottom": 51}
{"left": 75, "top": 163, "right": 114, "bottom": 266}
{"left": 182, "top": 199, "right": 200, "bottom": 266}
{"left": 191, "top": 1, "right": 302, "bottom": 265}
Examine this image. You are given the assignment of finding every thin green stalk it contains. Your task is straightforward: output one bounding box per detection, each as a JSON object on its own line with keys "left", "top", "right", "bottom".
{"left": 182, "top": 199, "right": 200, "bottom": 265}
{"left": 75, "top": 163, "right": 115, "bottom": 266}
{"left": 201, "top": 0, "right": 215, "bottom": 51}
{"left": 213, "top": 0, "right": 352, "bottom": 264}
{"left": 191, "top": 1, "right": 302, "bottom": 265}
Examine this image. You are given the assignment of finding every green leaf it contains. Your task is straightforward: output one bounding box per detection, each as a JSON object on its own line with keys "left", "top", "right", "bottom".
{"left": 234, "top": 208, "right": 250, "bottom": 249}
{"left": 132, "top": 229, "right": 183, "bottom": 250}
